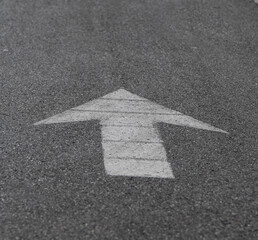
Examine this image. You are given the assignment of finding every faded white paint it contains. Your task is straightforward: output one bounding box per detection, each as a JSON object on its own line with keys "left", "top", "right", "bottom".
{"left": 35, "top": 89, "right": 228, "bottom": 179}
{"left": 105, "top": 158, "right": 174, "bottom": 178}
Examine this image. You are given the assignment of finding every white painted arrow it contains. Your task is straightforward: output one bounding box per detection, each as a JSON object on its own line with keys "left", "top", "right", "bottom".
{"left": 35, "top": 89, "right": 228, "bottom": 178}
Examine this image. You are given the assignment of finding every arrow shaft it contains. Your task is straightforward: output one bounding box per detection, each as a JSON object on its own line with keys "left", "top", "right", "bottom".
{"left": 100, "top": 122, "right": 174, "bottom": 178}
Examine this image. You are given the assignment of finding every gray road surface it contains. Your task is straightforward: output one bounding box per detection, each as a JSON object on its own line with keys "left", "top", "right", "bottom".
{"left": 1, "top": 0, "right": 258, "bottom": 239}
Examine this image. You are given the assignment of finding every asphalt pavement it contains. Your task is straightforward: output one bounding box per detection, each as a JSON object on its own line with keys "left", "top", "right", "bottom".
{"left": 1, "top": 0, "right": 258, "bottom": 239}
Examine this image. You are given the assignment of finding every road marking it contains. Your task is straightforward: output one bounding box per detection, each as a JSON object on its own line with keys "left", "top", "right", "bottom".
{"left": 34, "top": 89, "right": 228, "bottom": 179}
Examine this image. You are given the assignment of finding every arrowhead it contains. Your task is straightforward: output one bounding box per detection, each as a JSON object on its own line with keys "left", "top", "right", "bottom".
{"left": 34, "top": 88, "right": 228, "bottom": 134}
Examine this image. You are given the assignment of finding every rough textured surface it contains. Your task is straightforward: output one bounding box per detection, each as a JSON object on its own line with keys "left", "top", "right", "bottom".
{"left": 1, "top": 0, "right": 258, "bottom": 239}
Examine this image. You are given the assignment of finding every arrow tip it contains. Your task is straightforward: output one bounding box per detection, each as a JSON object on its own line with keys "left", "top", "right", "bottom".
{"left": 212, "top": 128, "right": 229, "bottom": 134}
{"left": 34, "top": 120, "right": 44, "bottom": 125}
{"left": 102, "top": 88, "right": 147, "bottom": 101}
